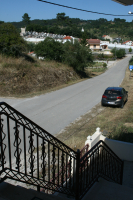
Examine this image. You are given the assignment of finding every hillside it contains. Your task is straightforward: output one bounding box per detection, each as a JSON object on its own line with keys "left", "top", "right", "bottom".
{"left": 0, "top": 55, "right": 81, "bottom": 97}
{"left": 0, "top": 54, "right": 108, "bottom": 98}
{"left": 10, "top": 16, "right": 133, "bottom": 41}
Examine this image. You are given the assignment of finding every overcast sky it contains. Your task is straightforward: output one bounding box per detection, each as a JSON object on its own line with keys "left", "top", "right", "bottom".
{"left": 1, "top": 0, "right": 133, "bottom": 22}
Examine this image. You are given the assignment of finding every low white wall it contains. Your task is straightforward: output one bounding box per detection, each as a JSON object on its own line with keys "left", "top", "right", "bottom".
{"left": 85, "top": 127, "right": 101, "bottom": 149}
{"left": 103, "top": 137, "right": 133, "bottom": 161}
{"left": 85, "top": 127, "right": 133, "bottom": 161}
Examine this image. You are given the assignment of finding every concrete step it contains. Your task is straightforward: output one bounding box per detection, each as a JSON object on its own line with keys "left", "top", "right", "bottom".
{"left": 82, "top": 178, "right": 133, "bottom": 200}
{"left": 123, "top": 161, "right": 133, "bottom": 188}
{"left": 1, "top": 160, "right": 133, "bottom": 200}
{"left": 0, "top": 182, "right": 70, "bottom": 200}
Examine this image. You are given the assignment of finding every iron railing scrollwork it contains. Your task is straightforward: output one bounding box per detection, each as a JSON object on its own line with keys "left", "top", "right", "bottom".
{"left": 0, "top": 102, "right": 123, "bottom": 200}
{"left": 0, "top": 116, "right": 6, "bottom": 170}
{"left": 13, "top": 123, "right": 22, "bottom": 172}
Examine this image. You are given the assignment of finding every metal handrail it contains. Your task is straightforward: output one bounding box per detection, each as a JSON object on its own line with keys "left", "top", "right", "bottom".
{"left": 79, "top": 140, "right": 123, "bottom": 199}
{"left": 0, "top": 102, "right": 77, "bottom": 198}
{"left": 0, "top": 102, "right": 123, "bottom": 200}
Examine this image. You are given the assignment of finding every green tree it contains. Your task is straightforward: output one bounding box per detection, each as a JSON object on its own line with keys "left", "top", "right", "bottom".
{"left": 35, "top": 37, "right": 64, "bottom": 62}
{"left": 129, "top": 47, "right": 132, "bottom": 54}
{"left": 27, "top": 42, "right": 36, "bottom": 52}
{"left": 111, "top": 48, "right": 125, "bottom": 59}
{"left": 63, "top": 40, "right": 93, "bottom": 73}
{"left": 0, "top": 21, "right": 4, "bottom": 24}
{"left": 129, "top": 56, "right": 133, "bottom": 65}
{"left": 116, "top": 49, "right": 125, "bottom": 58}
{"left": 22, "top": 13, "right": 31, "bottom": 26}
{"left": 0, "top": 23, "right": 26, "bottom": 57}
{"left": 56, "top": 12, "right": 69, "bottom": 27}
{"left": 56, "top": 12, "right": 67, "bottom": 21}
{"left": 80, "top": 31, "right": 88, "bottom": 46}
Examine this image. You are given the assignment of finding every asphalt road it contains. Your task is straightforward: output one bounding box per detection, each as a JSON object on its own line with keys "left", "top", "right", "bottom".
{"left": 0, "top": 55, "right": 131, "bottom": 136}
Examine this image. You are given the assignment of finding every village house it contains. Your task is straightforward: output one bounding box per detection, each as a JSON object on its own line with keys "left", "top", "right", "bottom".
{"left": 100, "top": 41, "right": 109, "bottom": 49}
{"left": 122, "top": 40, "right": 133, "bottom": 46}
{"left": 62, "top": 36, "right": 73, "bottom": 43}
{"left": 102, "top": 35, "right": 113, "bottom": 42}
{"left": 87, "top": 39, "right": 101, "bottom": 51}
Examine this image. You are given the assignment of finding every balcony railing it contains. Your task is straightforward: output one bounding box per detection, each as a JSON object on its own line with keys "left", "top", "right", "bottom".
{"left": 0, "top": 102, "right": 123, "bottom": 200}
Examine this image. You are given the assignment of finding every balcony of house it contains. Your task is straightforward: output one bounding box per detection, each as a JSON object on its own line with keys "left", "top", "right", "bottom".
{"left": 0, "top": 102, "right": 133, "bottom": 200}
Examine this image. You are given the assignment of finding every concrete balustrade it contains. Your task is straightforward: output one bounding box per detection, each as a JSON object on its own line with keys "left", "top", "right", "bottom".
{"left": 85, "top": 127, "right": 133, "bottom": 161}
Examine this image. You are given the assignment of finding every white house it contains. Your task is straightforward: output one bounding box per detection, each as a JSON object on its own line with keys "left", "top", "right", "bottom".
{"left": 62, "top": 36, "right": 73, "bottom": 43}
{"left": 122, "top": 40, "right": 133, "bottom": 46}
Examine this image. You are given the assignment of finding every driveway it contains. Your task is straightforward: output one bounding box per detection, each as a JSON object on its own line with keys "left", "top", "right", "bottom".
{"left": 0, "top": 55, "right": 131, "bottom": 136}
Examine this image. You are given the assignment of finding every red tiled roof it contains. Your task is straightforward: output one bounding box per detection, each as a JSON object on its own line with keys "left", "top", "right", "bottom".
{"left": 28, "top": 51, "right": 34, "bottom": 55}
{"left": 87, "top": 39, "right": 100, "bottom": 44}
{"left": 63, "top": 36, "right": 72, "bottom": 39}
{"left": 102, "top": 35, "right": 107, "bottom": 37}
{"left": 122, "top": 40, "right": 131, "bottom": 44}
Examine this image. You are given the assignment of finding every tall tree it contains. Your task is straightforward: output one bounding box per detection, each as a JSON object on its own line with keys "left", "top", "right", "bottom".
{"left": 0, "top": 23, "right": 26, "bottom": 57}
{"left": 56, "top": 12, "right": 66, "bottom": 21}
{"left": 80, "top": 31, "right": 88, "bottom": 46}
{"left": 56, "top": 12, "right": 69, "bottom": 27}
{"left": 22, "top": 13, "right": 31, "bottom": 26}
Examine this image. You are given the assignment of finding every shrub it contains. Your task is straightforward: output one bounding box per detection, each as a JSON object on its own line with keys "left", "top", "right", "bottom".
{"left": 109, "top": 125, "right": 133, "bottom": 143}
{"left": 111, "top": 48, "right": 125, "bottom": 59}
{"left": 129, "top": 47, "right": 132, "bottom": 53}
{"left": 62, "top": 41, "right": 93, "bottom": 73}
{"left": 129, "top": 56, "right": 133, "bottom": 65}
{"left": 103, "top": 63, "right": 107, "bottom": 68}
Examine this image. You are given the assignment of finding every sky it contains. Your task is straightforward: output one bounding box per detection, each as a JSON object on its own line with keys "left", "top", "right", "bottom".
{"left": 1, "top": 0, "right": 133, "bottom": 22}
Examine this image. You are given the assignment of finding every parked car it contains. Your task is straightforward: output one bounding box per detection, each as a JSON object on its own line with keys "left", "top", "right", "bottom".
{"left": 101, "top": 87, "right": 128, "bottom": 108}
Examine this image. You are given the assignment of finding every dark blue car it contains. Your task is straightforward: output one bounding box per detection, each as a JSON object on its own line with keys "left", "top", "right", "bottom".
{"left": 101, "top": 87, "right": 128, "bottom": 108}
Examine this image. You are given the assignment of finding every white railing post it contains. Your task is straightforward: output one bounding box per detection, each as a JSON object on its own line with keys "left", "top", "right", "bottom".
{"left": 85, "top": 127, "right": 102, "bottom": 149}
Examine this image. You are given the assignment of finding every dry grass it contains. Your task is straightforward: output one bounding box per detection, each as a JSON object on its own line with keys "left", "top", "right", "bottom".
{"left": 0, "top": 55, "right": 106, "bottom": 98}
{"left": 56, "top": 66, "right": 133, "bottom": 150}
{"left": 0, "top": 55, "right": 81, "bottom": 97}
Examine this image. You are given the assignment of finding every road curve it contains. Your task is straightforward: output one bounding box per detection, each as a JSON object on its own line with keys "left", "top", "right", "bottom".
{"left": 0, "top": 55, "right": 131, "bottom": 135}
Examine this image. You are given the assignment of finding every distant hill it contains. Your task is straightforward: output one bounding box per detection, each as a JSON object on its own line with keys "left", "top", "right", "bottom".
{"left": 8, "top": 17, "right": 133, "bottom": 41}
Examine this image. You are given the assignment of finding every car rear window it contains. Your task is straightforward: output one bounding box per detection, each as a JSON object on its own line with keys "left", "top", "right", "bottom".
{"left": 105, "top": 90, "right": 120, "bottom": 95}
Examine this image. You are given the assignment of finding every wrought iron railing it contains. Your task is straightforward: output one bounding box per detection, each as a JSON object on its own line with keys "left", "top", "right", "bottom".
{"left": 78, "top": 140, "right": 123, "bottom": 199}
{"left": 0, "top": 102, "right": 123, "bottom": 200}
{"left": 0, "top": 102, "right": 77, "bottom": 197}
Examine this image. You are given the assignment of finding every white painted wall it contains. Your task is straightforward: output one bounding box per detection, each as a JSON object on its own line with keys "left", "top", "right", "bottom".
{"left": 85, "top": 127, "right": 101, "bottom": 149}
{"left": 103, "top": 138, "right": 133, "bottom": 161}
{"left": 85, "top": 127, "right": 133, "bottom": 161}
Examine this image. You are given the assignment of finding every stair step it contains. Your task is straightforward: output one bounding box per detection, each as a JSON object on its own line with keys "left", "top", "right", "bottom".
{"left": 83, "top": 178, "right": 133, "bottom": 200}
{"left": 123, "top": 161, "right": 133, "bottom": 188}
{"left": 0, "top": 182, "right": 70, "bottom": 200}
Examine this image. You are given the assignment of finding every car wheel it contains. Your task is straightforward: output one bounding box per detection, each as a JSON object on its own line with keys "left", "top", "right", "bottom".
{"left": 120, "top": 101, "right": 124, "bottom": 108}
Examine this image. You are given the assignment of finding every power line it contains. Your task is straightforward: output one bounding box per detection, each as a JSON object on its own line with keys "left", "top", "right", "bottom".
{"left": 37, "top": 0, "right": 130, "bottom": 17}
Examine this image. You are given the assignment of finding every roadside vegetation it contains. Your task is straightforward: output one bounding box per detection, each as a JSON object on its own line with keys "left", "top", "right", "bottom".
{"left": 111, "top": 48, "right": 126, "bottom": 59}
{"left": 34, "top": 37, "right": 93, "bottom": 74}
{"left": 57, "top": 58, "right": 133, "bottom": 150}
{"left": 0, "top": 23, "right": 108, "bottom": 97}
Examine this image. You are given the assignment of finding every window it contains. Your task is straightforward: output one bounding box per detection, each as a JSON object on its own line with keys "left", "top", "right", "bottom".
{"left": 105, "top": 90, "right": 120, "bottom": 95}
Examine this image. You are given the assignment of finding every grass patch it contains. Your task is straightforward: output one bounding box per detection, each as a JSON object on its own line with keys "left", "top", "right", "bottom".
{"left": 109, "top": 125, "right": 133, "bottom": 143}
